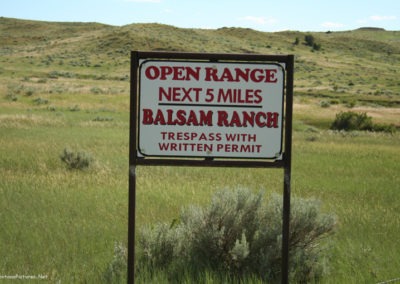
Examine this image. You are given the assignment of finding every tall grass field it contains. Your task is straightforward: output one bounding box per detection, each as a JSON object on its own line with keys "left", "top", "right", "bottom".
{"left": 1, "top": 17, "right": 399, "bottom": 283}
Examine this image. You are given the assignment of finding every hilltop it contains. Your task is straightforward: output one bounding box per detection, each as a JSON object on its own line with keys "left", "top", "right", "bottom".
{"left": 1, "top": 17, "right": 399, "bottom": 113}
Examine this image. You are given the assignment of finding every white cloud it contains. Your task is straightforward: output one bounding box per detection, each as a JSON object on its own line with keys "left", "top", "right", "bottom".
{"left": 370, "top": 15, "right": 397, "bottom": 21}
{"left": 239, "top": 16, "right": 277, "bottom": 25}
{"left": 321, "top": 22, "right": 345, "bottom": 29}
{"left": 357, "top": 15, "right": 396, "bottom": 26}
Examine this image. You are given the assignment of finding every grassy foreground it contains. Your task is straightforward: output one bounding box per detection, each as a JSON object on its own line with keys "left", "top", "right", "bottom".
{"left": 0, "top": 94, "right": 399, "bottom": 282}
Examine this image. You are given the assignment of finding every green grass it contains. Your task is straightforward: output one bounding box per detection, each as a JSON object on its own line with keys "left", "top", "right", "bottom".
{"left": 0, "top": 17, "right": 399, "bottom": 282}
{"left": 1, "top": 106, "right": 399, "bottom": 282}
{"left": 293, "top": 131, "right": 400, "bottom": 282}
{"left": 0, "top": 116, "right": 128, "bottom": 282}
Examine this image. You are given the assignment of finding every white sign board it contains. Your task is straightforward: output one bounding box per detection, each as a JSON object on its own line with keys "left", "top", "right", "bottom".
{"left": 138, "top": 60, "right": 285, "bottom": 159}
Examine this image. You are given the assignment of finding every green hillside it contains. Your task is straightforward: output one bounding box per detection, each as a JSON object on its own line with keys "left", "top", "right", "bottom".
{"left": 1, "top": 17, "right": 399, "bottom": 109}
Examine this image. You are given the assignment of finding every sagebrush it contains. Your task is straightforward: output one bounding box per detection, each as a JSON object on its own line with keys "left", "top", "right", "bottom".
{"left": 103, "top": 242, "right": 127, "bottom": 283}
{"left": 331, "top": 111, "right": 396, "bottom": 133}
{"left": 138, "top": 188, "right": 336, "bottom": 283}
{"left": 60, "top": 148, "right": 93, "bottom": 170}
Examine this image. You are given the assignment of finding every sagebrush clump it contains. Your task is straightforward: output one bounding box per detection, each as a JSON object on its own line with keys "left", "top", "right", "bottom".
{"left": 331, "top": 111, "right": 396, "bottom": 133}
{"left": 138, "top": 188, "right": 336, "bottom": 283}
{"left": 103, "top": 242, "right": 127, "bottom": 283}
{"left": 331, "top": 111, "right": 373, "bottom": 131}
{"left": 60, "top": 148, "right": 93, "bottom": 170}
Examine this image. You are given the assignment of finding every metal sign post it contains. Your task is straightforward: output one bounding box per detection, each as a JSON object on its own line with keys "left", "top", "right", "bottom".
{"left": 282, "top": 55, "right": 294, "bottom": 284}
{"left": 129, "top": 51, "right": 293, "bottom": 284}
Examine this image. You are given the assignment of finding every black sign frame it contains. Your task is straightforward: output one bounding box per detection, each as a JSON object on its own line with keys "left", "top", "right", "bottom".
{"left": 129, "top": 51, "right": 294, "bottom": 284}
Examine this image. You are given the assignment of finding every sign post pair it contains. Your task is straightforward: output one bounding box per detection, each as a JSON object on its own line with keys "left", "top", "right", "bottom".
{"left": 129, "top": 51, "right": 294, "bottom": 284}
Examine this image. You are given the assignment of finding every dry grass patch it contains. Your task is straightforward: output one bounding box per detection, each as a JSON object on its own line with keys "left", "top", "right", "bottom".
{"left": 351, "top": 106, "right": 400, "bottom": 127}
{"left": 0, "top": 114, "right": 64, "bottom": 128}
{"left": 294, "top": 101, "right": 399, "bottom": 128}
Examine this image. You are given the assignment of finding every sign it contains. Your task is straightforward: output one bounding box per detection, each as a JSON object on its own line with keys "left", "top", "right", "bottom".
{"left": 129, "top": 51, "right": 294, "bottom": 284}
{"left": 138, "top": 60, "right": 285, "bottom": 159}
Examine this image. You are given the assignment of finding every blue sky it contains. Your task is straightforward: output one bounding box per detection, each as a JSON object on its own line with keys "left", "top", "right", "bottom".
{"left": 1, "top": 0, "right": 399, "bottom": 31}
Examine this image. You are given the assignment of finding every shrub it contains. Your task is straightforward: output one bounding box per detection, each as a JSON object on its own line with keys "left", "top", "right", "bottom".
{"left": 330, "top": 111, "right": 396, "bottom": 133}
{"left": 138, "top": 188, "right": 336, "bottom": 283}
{"left": 5, "top": 93, "right": 18, "bottom": 101}
{"left": 320, "top": 100, "right": 331, "bottom": 108}
{"left": 371, "top": 123, "right": 397, "bottom": 134}
{"left": 312, "top": 43, "right": 321, "bottom": 51}
{"left": 48, "top": 71, "right": 59, "bottom": 79}
{"left": 304, "top": 35, "right": 321, "bottom": 51}
{"left": 345, "top": 100, "right": 356, "bottom": 108}
{"left": 93, "top": 116, "right": 114, "bottom": 122}
{"left": 304, "top": 35, "right": 315, "bottom": 47}
{"left": 60, "top": 148, "right": 93, "bottom": 170}
{"left": 32, "top": 97, "right": 49, "bottom": 105}
{"left": 90, "top": 87, "right": 104, "bottom": 94}
{"left": 25, "top": 88, "right": 35, "bottom": 96}
{"left": 331, "top": 111, "right": 372, "bottom": 131}
{"left": 69, "top": 105, "right": 80, "bottom": 112}
{"left": 103, "top": 242, "right": 127, "bottom": 283}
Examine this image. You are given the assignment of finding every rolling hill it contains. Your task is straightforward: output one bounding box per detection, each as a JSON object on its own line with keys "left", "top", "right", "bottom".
{"left": 1, "top": 17, "right": 399, "bottom": 111}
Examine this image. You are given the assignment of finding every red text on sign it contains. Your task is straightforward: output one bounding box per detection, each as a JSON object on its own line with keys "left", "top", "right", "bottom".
{"left": 145, "top": 65, "right": 201, "bottom": 81}
{"left": 204, "top": 67, "right": 278, "bottom": 83}
{"left": 159, "top": 87, "right": 202, "bottom": 102}
{"left": 142, "top": 108, "right": 279, "bottom": 128}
